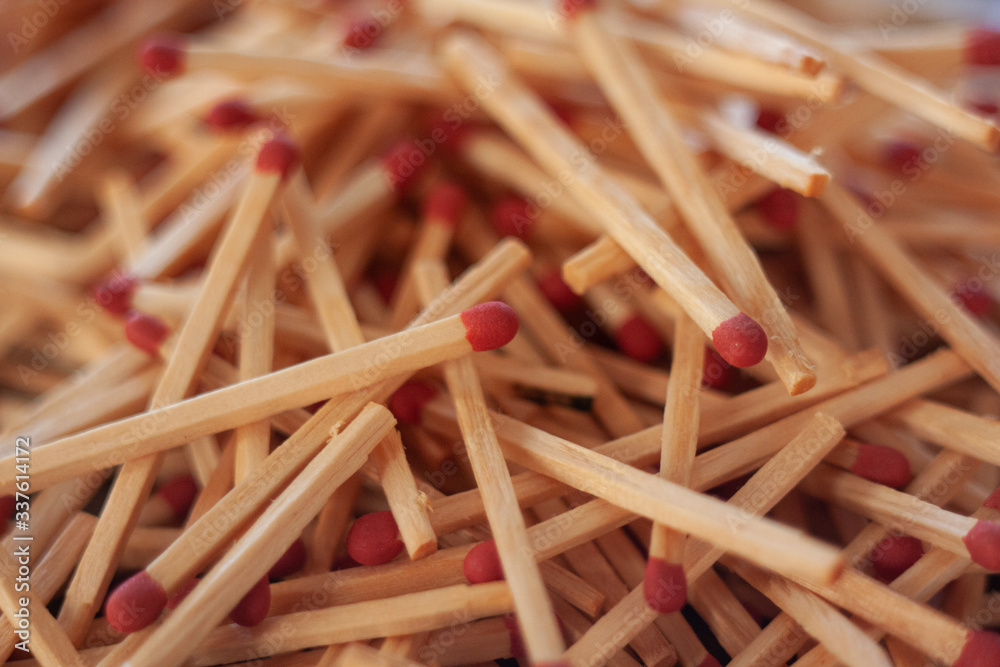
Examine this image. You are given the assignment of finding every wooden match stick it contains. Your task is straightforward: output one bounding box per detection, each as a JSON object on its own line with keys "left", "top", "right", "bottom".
{"left": 440, "top": 32, "right": 769, "bottom": 370}
{"left": 99, "top": 170, "right": 149, "bottom": 265}
{"left": 646, "top": 314, "right": 703, "bottom": 614}
{"left": 413, "top": 258, "right": 566, "bottom": 665}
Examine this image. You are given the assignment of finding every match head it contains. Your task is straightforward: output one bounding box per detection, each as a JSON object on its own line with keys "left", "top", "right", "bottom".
{"left": 0, "top": 496, "right": 12, "bottom": 521}
{"left": 346, "top": 511, "right": 404, "bottom": 566}
{"left": 966, "top": 29, "right": 1000, "bottom": 66}
{"left": 882, "top": 140, "right": 924, "bottom": 173}
{"left": 388, "top": 381, "right": 438, "bottom": 424}
{"left": 93, "top": 273, "right": 137, "bottom": 315}
{"left": 536, "top": 268, "right": 584, "bottom": 314}
{"left": 106, "top": 571, "right": 167, "bottom": 633}
{"left": 711, "top": 313, "right": 768, "bottom": 368}
{"left": 156, "top": 474, "right": 198, "bottom": 521}
{"left": 490, "top": 197, "right": 535, "bottom": 240}
{"left": 268, "top": 538, "right": 307, "bottom": 580}
{"left": 204, "top": 99, "right": 259, "bottom": 133}
{"left": 870, "top": 535, "right": 924, "bottom": 582}
{"left": 343, "top": 18, "right": 381, "bottom": 50}
{"left": 643, "top": 558, "right": 686, "bottom": 614}
{"left": 502, "top": 614, "right": 526, "bottom": 659}
{"left": 962, "top": 520, "right": 1000, "bottom": 571}
{"left": 698, "top": 657, "right": 722, "bottom": 667}
{"left": 463, "top": 540, "right": 504, "bottom": 584}
{"left": 124, "top": 311, "right": 171, "bottom": 356}
{"left": 255, "top": 135, "right": 299, "bottom": 180}
{"left": 850, "top": 443, "right": 912, "bottom": 489}
{"left": 382, "top": 141, "right": 429, "bottom": 195}
{"left": 955, "top": 280, "right": 994, "bottom": 318}
{"left": 757, "top": 188, "right": 799, "bottom": 232}
{"left": 228, "top": 576, "right": 270, "bottom": 627}
{"left": 460, "top": 301, "right": 519, "bottom": 352}
{"left": 702, "top": 347, "right": 737, "bottom": 390}
{"left": 956, "top": 629, "right": 1000, "bottom": 667}
{"left": 425, "top": 182, "right": 467, "bottom": 227}
{"left": 139, "top": 34, "right": 186, "bottom": 78}
{"left": 559, "top": 0, "right": 596, "bottom": 20}
{"left": 756, "top": 107, "right": 786, "bottom": 135}
{"left": 985, "top": 487, "right": 1000, "bottom": 512}
{"left": 614, "top": 315, "right": 664, "bottom": 363}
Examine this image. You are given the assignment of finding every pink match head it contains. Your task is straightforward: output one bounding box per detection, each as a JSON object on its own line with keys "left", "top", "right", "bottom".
{"left": 346, "top": 511, "right": 404, "bottom": 566}
{"left": 536, "top": 268, "right": 583, "bottom": 314}
{"left": 643, "top": 558, "right": 686, "bottom": 614}
{"left": 425, "top": 182, "right": 467, "bottom": 227}
{"left": 343, "top": 18, "right": 381, "bottom": 50}
{"left": 0, "top": 495, "right": 14, "bottom": 521}
{"left": 463, "top": 540, "right": 504, "bottom": 584}
{"left": 139, "top": 34, "right": 186, "bottom": 78}
{"left": 388, "top": 381, "right": 438, "bottom": 425}
{"left": 966, "top": 29, "right": 1000, "bottom": 66}
{"left": 955, "top": 280, "right": 994, "bottom": 318}
{"left": 756, "top": 188, "right": 798, "bottom": 232}
{"left": 106, "top": 571, "right": 167, "bottom": 633}
{"left": 756, "top": 108, "right": 785, "bottom": 135}
{"left": 870, "top": 535, "right": 924, "bottom": 582}
{"left": 382, "top": 141, "right": 429, "bottom": 195}
{"left": 425, "top": 114, "right": 472, "bottom": 156}
{"left": 165, "top": 578, "right": 199, "bottom": 610}
{"left": 559, "top": 0, "right": 596, "bottom": 20}
{"left": 956, "top": 630, "right": 1000, "bottom": 667}
{"left": 124, "top": 312, "right": 170, "bottom": 356}
{"left": 711, "top": 313, "right": 767, "bottom": 368}
{"left": 491, "top": 197, "right": 535, "bottom": 240}
{"left": 614, "top": 315, "right": 664, "bottom": 363}
{"left": 204, "top": 99, "right": 259, "bottom": 132}
{"left": 268, "top": 538, "right": 307, "bottom": 580}
{"left": 963, "top": 520, "right": 1000, "bottom": 571}
{"left": 883, "top": 141, "right": 924, "bottom": 173}
{"left": 93, "top": 273, "right": 137, "bottom": 315}
{"left": 698, "top": 657, "right": 722, "bottom": 667}
{"left": 502, "top": 614, "right": 526, "bottom": 659}
{"left": 460, "top": 301, "right": 519, "bottom": 352}
{"left": 228, "top": 576, "right": 270, "bottom": 627}
{"left": 702, "top": 347, "right": 737, "bottom": 390}
{"left": 849, "top": 443, "right": 912, "bottom": 489}
{"left": 255, "top": 135, "right": 298, "bottom": 180}
{"left": 984, "top": 487, "right": 1000, "bottom": 512}
{"left": 156, "top": 475, "right": 198, "bottom": 521}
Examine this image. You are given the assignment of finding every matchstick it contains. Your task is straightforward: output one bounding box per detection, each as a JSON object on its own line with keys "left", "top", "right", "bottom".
{"left": 99, "top": 170, "right": 149, "bottom": 265}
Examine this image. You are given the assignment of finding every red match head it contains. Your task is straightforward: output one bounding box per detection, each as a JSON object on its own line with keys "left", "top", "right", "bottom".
{"left": 460, "top": 301, "right": 519, "bottom": 352}
{"left": 870, "top": 535, "right": 924, "bottom": 582}
{"left": 698, "top": 657, "right": 722, "bottom": 667}
{"left": 711, "top": 313, "right": 767, "bottom": 368}
{"left": 204, "top": 99, "right": 260, "bottom": 133}
{"left": 255, "top": 135, "right": 299, "bottom": 180}
{"left": 388, "top": 381, "right": 438, "bottom": 425}
{"left": 536, "top": 268, "right": 584, "bottom": 314}
{"left": 463, "top": 540, "right": 504, "bottom": 584}
{"left": 382, "top": 141, "right": 429, "bottom": 195}
{"left": 92, "top": 272, "right": 137, "bottom": 315}
{"left": 106, "top": 571, "right": 167, "bottom": 633}
{"left": 124, "top": 311, "right": 170, "bottom": 356}
{"left": 963, "top": 520, "right": 1000, "bottom": 571}
{"left": 956, "top": 629, "right": 1000, "bottom": 667}
{"left": 139, "top": 34, "right": 186, "bottom": 78}
{"left": 155, "top": 475, "right": 198, "bottom": 521}
{"left": 502, "top": 614, "right": 526, "bottom": 659}
{"left": 966, "top": 28, "right": 1000, "bottom": 66}
{"left": 228, "top": 576, "right": 270, "bottom": 627}
{"left": 756, "top": 108, "right": 786, "bottom": 135}
{"left": 343, "top": 18, "right": 381, "bottom": 50}
{"left": 0, "top": 495, "right": 14, "bottom": 521}
{"left": 491, "top": 197, "right": 535, "bottom": 240}
{"left": 559, "top": 0, "right": 596, "bottom": 20}
{"left": 985, "top": 487, "right": 1000, "bottom": 512}
{"left": 756, "top": 188, "right": 798, "bottom": 232}
{"left": 614, "top": 315, "right": 663, "bottom": 363}
{"left": 849, "top": 443, "right": 911, "bottom": 489}
{"left": 268, "top": 538, "right": 307, "bottom": 580}
{"left": 883, "top": 141, "right": 924, "bottom": 173}
{"left": 346, "top": 511, "right": 404, "bottom": 566}
{"left": 425, "top": 182, "right": 467, "bottom": 227}
{"left": 702, "top": 347, "right": 738, "bottom": 390}
{"left": 643, "top": 558, "right": 686, "bottom": 614}
{"left": 955, "top": 280, "right": 994, "bottom": 318}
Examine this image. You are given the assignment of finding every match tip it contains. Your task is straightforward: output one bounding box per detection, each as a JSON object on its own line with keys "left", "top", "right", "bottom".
{"left": 956, "top": 630, "right": 1000, "bottom": 667}
{"left": 139, "top": 34, "right": 186, "bottom": 78}
{"left": 388, "top": 381, "right": 438, "bottom": 424}
{"left": 850, "top": 443, "right": 912, "bottom": 489}
{"left": 537, "top": 268, "right": 584, "bottom": 314}
{"left": 228, "top": 576, "right": 270, "bottom": 627}
{"left": 711, "top": 313, "right": 767, "bottom": 368}
{"left": 255, "top": 135, "right": 298, "bottom": 179}
{"left": 460, "top": 301, "right": 519, "bottom": 351}
{"left": 0, "top": 496, "right": 13, "bottom": 521}
{"left": 702, "top": 347, "right": 737, "bottom": 390}
{"left": 698, "top": 657, "right": 722, "bottom": 667}
{"left": 93, "top": 273, "right": 137, "bottom": 315}
{"left": 756, "top": 108, "right": 786, "bottom": 134}
{"left": 346, "top": 511, "right": 404, "bottom": 566}
{"left": 955, "top": 280, "right": 994, "bottom": 318}
{"left": 614, "top": 315, "right": 664, "bottom": 363}
{"left": 502, "top": 614, "right": 526, "bottom": 658}
{"left": 124, "top": 311, "right": 170, "bottom": 356}
{"left": 463, "top": 540, "right": 504, "bottom": 584}
{"left": 344, "top": 18, "right": 380, "bottom": 50}
{"left": 963, "top": 520, "right": 1000, "bottom": 571}
{"left": 871, "top": 535, "right": 924, "bottom": 582}
{"left": 559, "top": 0, "right": 596, "bottom": 20}
{"left": 490, "top": 197, "right": 535, "bottom": 240}
{"left": 985, "top": 487, "right": 1000, "bottom": 512}
{"left": 106, "top": 571, "right": 167, "bottom": 633}
{"left": 382, "top": 141, "right": 428, "bottom": 195}
{"left": 204, "top": 99, "right": 259, "bottom": 132}
{"left": 883, "top": 140, "right": 923, "bottom": 173}
{"left": 966, "top": 28, "right": 1000, "bottom": 66}
{"left": 156, "top": 475, "right": 198, "bottom": 520}
{"left": 643, "top": 558, "right": 686, "bottom": 614}
{"left": 757, "top": 188, "right": 799, "bottom": 232}
{"left": 268, "top": 538, "right": 307, "bottom": 580}
{"left": 425, "top": 182, "right": 467, "bottom": 227}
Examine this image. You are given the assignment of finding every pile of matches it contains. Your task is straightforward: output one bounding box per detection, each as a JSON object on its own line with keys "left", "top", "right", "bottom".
{"left": 10, "top": 0, "right": 1000, "bottom": 665}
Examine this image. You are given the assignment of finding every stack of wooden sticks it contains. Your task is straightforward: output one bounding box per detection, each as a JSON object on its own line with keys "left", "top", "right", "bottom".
{"left": 3, "top": 0, "right": 1000, "bottom": 665}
